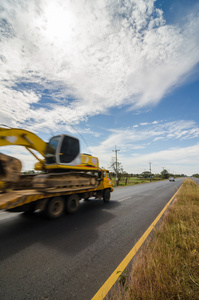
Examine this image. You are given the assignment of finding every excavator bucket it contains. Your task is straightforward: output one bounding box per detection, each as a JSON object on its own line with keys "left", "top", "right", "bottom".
{"left": 0, "top": 153, "right": 22, "bottom": 191}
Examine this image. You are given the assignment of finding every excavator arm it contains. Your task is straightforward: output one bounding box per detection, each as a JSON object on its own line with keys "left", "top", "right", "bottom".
{"left": 0, "top": 127, "right": 47, "bottom": 158}
{"left": 0, "top": 127, "right": 47, "bottom": 190}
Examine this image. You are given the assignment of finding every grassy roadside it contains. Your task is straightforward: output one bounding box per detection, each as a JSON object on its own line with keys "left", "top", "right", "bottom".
{"left": 111, "top": 176, "right": 163, "bottom": 187}
{"left": 112, "top": 178, "right": 199, "bottom": 299}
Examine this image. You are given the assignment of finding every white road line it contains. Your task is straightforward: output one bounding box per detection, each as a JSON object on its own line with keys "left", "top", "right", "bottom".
{"left": 118, "top": 197, "right": 132, "bottom": 202}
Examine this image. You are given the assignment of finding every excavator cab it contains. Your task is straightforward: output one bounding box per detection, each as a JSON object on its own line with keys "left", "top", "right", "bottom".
{"left": 45, "top": 134, "right": 81, "bottom": 166}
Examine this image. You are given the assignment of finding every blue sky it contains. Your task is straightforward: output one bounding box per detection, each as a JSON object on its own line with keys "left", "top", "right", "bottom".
{"left": 0, "top": 0, "right": 199, "bottom": 175}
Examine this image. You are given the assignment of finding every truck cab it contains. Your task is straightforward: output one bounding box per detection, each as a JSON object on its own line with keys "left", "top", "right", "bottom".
{"left": 102, "top": 169, "right": 113, "bottom": 189}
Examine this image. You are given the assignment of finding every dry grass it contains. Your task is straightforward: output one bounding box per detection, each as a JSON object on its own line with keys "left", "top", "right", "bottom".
{"left": 112, "top": 178, "right": 199, "bottom": 300}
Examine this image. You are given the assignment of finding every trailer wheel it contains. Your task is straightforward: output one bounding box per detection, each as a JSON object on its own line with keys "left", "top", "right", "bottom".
{"left": 103, "top": 189, "right": 111, "bottom": 203}
{"left": 65, "top": 194, "right": 79, "bottom": 214}
{"left": 45, "top": 197, "right": 65, "bottom": 219}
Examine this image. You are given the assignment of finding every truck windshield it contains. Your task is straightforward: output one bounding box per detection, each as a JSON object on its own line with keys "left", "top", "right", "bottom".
{"left": 107, "top": 171, "right": 111, "bottom": 178}
{"left": 45, "top": 136, "right": 61, "bottom": 164}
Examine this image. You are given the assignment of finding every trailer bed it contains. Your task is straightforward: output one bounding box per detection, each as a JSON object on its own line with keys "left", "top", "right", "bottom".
{"left": 0, "top": 185, "right": 101, "bottom": 211}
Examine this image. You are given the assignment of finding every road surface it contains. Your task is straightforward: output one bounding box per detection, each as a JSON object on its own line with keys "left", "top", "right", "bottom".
{"left": 0, "top": 178, "right": 183, "bottom": 300}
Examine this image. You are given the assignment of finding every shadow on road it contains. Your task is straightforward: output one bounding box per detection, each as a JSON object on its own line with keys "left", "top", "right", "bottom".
{"left": 0, "top": 199, "right": 120, "bottom": 261}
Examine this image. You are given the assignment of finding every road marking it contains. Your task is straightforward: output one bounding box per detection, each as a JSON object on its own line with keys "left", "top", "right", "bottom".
{"left": 92, "top": 185, "right": 182, "bottom": 300}
{"left": 118, "top": 197, "right": 131, "bottom": 202}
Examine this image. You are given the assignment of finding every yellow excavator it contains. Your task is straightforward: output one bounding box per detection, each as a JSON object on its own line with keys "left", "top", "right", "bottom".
{"left": 0, "top": 127, "right": 100, "bottom": 192}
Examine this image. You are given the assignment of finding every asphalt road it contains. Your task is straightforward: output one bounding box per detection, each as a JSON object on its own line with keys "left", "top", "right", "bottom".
{"left": 0, "top": 178, "right": 183, "bottom": 300}
{"left": 192, "top": 177, "right": 199, "bottom": 185}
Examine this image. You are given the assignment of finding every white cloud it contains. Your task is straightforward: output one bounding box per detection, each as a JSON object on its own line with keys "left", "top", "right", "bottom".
{"left": 153, "top": 137, "right": 165, "bottom": 142}
{"left": 96, "top": 140, "right": 199, "bottom": 176}
{"left": 121, "top": 143, "right": 199, "bottom": 176}
{"left": 140, "top": 122, "right": 149, "bottom": 126}
{"left": 103, "top": 119, "right": 199, "bottom": 151}
{"left": 90, "top": 119, "right": 199, "bottom": 174}
{"left": 0, "top": 0, "right": 199, "bottom": 130}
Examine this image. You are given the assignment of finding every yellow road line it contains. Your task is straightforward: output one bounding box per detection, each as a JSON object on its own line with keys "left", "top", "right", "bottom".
{"left": 92, "top": 185, "right": 182, "bottom": 300}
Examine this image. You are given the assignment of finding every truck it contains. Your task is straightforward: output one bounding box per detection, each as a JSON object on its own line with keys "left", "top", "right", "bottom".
{"left": 0, "top": 127, "right": 113, "bottom": 218}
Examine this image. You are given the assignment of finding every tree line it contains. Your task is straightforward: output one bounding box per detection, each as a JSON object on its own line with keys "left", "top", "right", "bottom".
{"left": 110, "top": 159, "right": 186, "bottom": 186}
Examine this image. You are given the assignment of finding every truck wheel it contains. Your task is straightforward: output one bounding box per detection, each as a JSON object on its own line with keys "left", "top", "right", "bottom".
{"left": 103, "top": 189, "right": 110, "bottom": 203}
{"left": 65, "top": 194, "right": 79, "bottom": 214}
{"left": 45, "top": 197, "right": 65, "bottom": 219}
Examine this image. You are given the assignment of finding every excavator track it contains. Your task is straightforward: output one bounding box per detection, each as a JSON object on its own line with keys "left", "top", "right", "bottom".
{"left": 0, "top": 153, "right": 99, "bottom": 193}
{"left": 32, "top": 172, "right": 99, "bottom": 192}
{"left": 4, "top": 172, "right": 99, "bottom": 192}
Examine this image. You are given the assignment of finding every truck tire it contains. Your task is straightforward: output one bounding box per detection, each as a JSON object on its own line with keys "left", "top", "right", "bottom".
{"left": 65, "top": 194, "right": 79, "bottom": 214}
{"left": 45, "top": 196, "right": 65, "bottom": 219}
{"left": 103, "top": 189, "right": 110, "bottom": 203}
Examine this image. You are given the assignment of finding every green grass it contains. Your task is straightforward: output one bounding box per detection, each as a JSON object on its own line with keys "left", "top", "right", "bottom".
{"left": 112, "top": 176, "right": 162, "bottom": 187}
{"left": 110, "top": 178, "right": 199, "bottom": 300}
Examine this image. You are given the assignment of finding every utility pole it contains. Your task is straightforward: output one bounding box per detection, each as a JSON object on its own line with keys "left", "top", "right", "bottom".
{"left": 112, "top": 146, "right": 120, "bottom": 186}
{"left": 149, "top": 161, "right": 152, "bottom": 182}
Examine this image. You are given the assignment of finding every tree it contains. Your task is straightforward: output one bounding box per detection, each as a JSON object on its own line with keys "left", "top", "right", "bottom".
{"left": 110, "top": 158, "right": 124, "bottom": 186}
{"left": 141, "top": 171, "right": 151, "bottom": 178}
{"left": 192, "top": 174, "right": 199, "bottom": 178}
{"left": 161, "top": 169, "right": 169, "bottom": 179}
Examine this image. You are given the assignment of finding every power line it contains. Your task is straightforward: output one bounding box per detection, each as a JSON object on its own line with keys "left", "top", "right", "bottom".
{"left": 56, "top": 113, "right": 91, "bottom": 154}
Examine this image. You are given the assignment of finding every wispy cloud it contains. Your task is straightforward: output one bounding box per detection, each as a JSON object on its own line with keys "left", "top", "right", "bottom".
{"left": 105, "top": 120, "right": 199, "bottom": 149}
{"left": 90, "top": 119, "right": 199, "bottom": 173}
{"left": 120, "top": 143, "right": 199, "bottom": 175}
{"left": 0, "top": 0, "right": 199, "bottom": 131}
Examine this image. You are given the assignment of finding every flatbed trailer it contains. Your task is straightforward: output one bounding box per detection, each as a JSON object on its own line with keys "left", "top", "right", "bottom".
{"left": 0, "top": 169, "right": 113, "bottom": 219}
